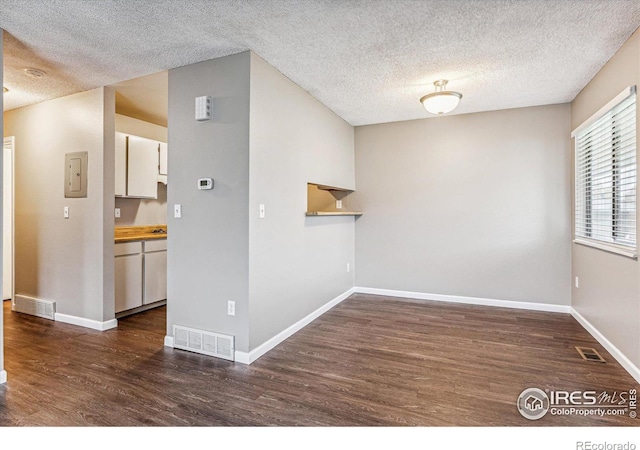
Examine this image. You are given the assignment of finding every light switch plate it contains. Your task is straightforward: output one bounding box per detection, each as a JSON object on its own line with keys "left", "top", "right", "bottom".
{"left": 115, "top": 208, "right": 121, "bottom": 218}
{"left": 259, "top": 204, "right": 265, "bottom": 219}
{"left": 174, "top": 204, "right": 182, "bottom": 218}
{"left": 64, "top": 206, "right": 69, "bottom": 219}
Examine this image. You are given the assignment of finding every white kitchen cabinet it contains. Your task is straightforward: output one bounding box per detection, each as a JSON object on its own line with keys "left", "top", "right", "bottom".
{"left": 115, "top": 133, "right": 163, "bottom": 198}
{"left": 115, "top": 242, "right": 143, "bottom": 313}
{"left": 143, "top": 239, "right": 167, "bottom": 305}
{"left": 115, "top": 239, "right": 167, "bottom": 314}
{"left": 159, "top": 142, "right": 168, "bottom": 176}
{"left": 127, "top": 135, "right": 159, "bottom": 199}
{"left": 157, "top": 142, "right": 168, "bottom": 185}
{"left": 115, "top": 132, "right": 127, "bottom": 197}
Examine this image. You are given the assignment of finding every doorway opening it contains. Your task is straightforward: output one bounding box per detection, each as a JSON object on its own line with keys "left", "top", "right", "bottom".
{"left": 110, "top": 71, "right": 169, "bottom": 332}
{"left": 3, "top": 136, "right": 14, "bottom": 303}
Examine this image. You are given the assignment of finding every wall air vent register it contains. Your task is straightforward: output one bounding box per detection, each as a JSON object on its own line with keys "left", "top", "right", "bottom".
{"left": 173, "top": 324, "right": 234, "bottom": 361}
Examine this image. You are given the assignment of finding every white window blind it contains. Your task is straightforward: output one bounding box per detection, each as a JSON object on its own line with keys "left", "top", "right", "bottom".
{"left": 574, "top": 87, "right": 637, "bottom": 256}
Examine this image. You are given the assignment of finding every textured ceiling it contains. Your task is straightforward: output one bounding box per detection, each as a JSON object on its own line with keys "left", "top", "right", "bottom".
{"left": 1, "top": 0, "right": 640, "bottom": 126}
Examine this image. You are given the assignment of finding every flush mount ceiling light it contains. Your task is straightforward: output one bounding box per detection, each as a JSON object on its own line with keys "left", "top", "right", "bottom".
{"left": 23, "top": 68, "right": 47, "bottom": 79}
{"left": 420, "top": 79, "right": 462, "bottom": 115}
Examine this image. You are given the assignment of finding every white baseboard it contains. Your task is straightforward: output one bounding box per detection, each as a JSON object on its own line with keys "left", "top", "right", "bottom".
{"left": 0, "top": 370, "right": 6, "bottom": 384}
{"left": 234, "top": 287, "right": 356, "bottom": 365}
{"left": 353, "top": 286, "right": 640, "bottom": 384}
{"left": 161, "top": 285, "right": 640, "bottom": 384}
{"left": 354, "top": 287, "right": 571, "bottom": 314}
{"left": 54, "top": 313, "right": 118, "bottom": 331}
{"left": 234, "top": 350, "right": 251, "bottom": 365}
{"left": 570, "top": 308, "right": 640, "bottom": 384}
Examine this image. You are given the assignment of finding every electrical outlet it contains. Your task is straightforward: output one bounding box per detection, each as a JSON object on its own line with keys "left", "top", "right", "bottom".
{"left": 115, "top": 208, "right": 121, "bottom": 218}
{"left": 174, "top": 204, "right": 182, "bottom": 218}
{"left": 336, "top": 200, "right": 343, "bottom": 209}
{"left": 227, "top": 300, "right": 236, "bottom": 316}
{"left": 347, "top": 263, "right": 350, "bottom": 273}
{"left": 64, "top": 206, "right": 69, "bottom": 219}
{"left": 575, "top": 276, "right": 579, "bottom": 288}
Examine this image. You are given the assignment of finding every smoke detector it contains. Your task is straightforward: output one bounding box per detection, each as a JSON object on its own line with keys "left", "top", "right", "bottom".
{"left": 23, "top": 68, "right": 47, "bottom": 79}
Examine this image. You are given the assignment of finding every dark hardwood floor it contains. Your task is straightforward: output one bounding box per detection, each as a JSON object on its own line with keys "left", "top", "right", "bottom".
{"left": 0, "top": 294, "right": 638, "bottom": 426}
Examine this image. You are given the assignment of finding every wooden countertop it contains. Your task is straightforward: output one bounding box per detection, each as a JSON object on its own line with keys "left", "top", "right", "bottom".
{"left": 115, "top": 225, "right": 167, "bottom": 243}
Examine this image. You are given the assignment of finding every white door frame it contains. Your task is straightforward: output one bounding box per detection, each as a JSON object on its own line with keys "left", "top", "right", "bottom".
{"left": 3, "top": 136, "right": 14, "bottom": 302}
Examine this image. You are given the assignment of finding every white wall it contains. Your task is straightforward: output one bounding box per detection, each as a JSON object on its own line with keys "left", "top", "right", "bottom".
{"left": 167, "top": 52, "right": 251, "bottom": 351}
{"left": 4, "top": 87, "right": 115, "bottom": 322}
{"left": 248, "top": 52, "right": 355, "bottom": 350}
{"left": 571, "top": 28, "right": 640, "bottom": 369}
{"left": 114, "top": 114, "right": 167, "bottom": 226}
{"left": 354, "top": 104, "right": 572, "bottom": 306}
{"left": 166, "top": 51, "right": 354, "bottom": 355}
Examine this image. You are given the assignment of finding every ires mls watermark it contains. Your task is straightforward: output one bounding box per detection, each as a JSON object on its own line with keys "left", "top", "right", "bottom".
{"left": 517, "top": 387, "right": 637, "bottom": 420}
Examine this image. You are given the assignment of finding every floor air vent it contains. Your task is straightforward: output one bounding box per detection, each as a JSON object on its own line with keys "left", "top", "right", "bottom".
{"left": 173, "top": 325, "right": 234, "bottom": 361}
{"left": 13, "top": 295, "right": 56, "bottom": 320}
{"left": 576, "top": 346, "right": 606, "bottom": 363}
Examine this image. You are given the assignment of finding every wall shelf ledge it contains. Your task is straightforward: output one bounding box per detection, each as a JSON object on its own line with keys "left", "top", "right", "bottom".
{"left": 307, "top": 182, "right": 362, "bottom": 217}
{"left": 305, "top": 211, "right": 363, "bottom": 216}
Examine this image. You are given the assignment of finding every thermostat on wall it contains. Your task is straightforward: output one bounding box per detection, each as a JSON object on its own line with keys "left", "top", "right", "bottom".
{"left": 198, "top": 178, "right": 214, "bottom": 190}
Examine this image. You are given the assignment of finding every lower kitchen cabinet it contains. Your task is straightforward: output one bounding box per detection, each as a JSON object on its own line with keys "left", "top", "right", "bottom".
{"left": 115, "top": 239, "right": 167, "bottom": 314}
{"left": 143, "top": 240, "right": 167, "bottom": 305}
{"left": 115, "top": 242, "right": 143, "bottom": 313}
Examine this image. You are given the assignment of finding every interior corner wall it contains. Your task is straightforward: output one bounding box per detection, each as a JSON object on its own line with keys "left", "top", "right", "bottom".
{"left": 248, "top": 52, "right": 355, "bottom": 350}
{"left": 114, "top": 114, "right": 168, "bottom": 226}
{"left": 4, "top": 87, "right": 112, "bottom": 322}
{"left": 570, "top": 28, "right": 640, "bottom": 368}
{"left": 167, "top": 52, "right": 251, "bottom": 352}
{"left": 102, "top": 88, "right": 116, "bottom": 321}
{"left": 354, "top": 104, "right": 572, "bottom": 306}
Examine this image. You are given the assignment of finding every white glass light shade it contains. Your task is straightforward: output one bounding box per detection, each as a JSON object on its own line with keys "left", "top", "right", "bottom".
{"left": 420, "top": 91, "right": 462, "bottom": 115}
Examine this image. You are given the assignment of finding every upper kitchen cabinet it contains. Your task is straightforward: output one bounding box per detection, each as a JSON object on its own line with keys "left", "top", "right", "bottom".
{"left": 128, "top": 135, "right": 159, "bottom": 198}
{"left": 158, "top": 142, "right": 168, "bottom": 184}
{"left": 159, "top": 142, "right": 168, "bottom": 176}
{"left": 115, "top": 132, "right": 164, "bottom": 199}
{"left": 115, "top": 132, "right": 127, "bottom": 196}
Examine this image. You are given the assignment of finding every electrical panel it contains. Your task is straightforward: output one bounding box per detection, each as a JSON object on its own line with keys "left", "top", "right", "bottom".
{"left": 64, "top": 151, "right": 88, "bottom": 198}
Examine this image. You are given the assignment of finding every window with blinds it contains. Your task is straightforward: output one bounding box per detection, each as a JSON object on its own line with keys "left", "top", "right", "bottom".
{"left": 574, "top": 87, "right": 636, "bottom": 256}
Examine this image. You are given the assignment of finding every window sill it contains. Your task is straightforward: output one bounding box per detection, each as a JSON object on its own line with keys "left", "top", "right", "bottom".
{"left": 573, "top": 238, "right": 638, "bottom": 260}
